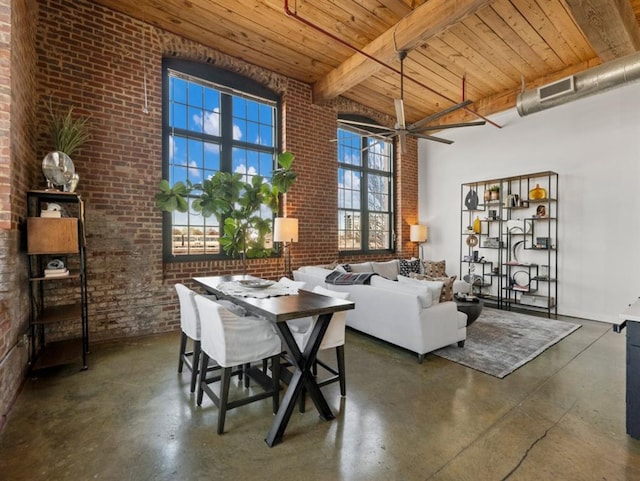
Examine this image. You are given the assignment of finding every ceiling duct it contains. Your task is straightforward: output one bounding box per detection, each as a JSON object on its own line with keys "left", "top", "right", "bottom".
{"left": 517, "top": 51, "right": 640, "bottom": 117}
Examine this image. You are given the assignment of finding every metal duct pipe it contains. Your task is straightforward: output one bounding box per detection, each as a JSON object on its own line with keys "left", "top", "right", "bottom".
{"left": 517, "top": 51, "right": 640, "bottom": 116}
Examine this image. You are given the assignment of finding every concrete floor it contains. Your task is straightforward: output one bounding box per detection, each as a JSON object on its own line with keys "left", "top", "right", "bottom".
{"left": 1, "top": 315, "right": 640, "bottom": 480}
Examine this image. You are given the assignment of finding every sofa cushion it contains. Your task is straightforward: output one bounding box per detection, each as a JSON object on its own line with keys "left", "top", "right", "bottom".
{"left": 399, "top": 258, "right": 421, "bottom": 277}
{"left": 423, "top": 259, "right": 447, "bottom": 277}
{"left": 372, "top": 260, "right": 399, "bottom": 280}
{"left": 370, "top": 275, "right": 433, "bottom": 308}
{"left": 411, "top": 273, "right": 457, "bottom": 302}
{"left": 298, "top": 266, "right": 335, "bottom": 278}
{"left": 348, "top": 262, "right": 374, "bottom": 273}
{"left": 397, "top": 275, "right": 443, "bottom": 305}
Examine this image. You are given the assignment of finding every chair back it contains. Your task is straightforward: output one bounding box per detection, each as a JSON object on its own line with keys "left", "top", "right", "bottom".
{"left": 175, "top": 283, "right": 201, "bottom": 340}
{"left": 194, "top": 294, "right": 281, "bottom": 367}
{"left": 313, "top": 286, "right": 350, "bottom": 350}
{"left": 278, "top": 277, "right": 306, "bottom": 290}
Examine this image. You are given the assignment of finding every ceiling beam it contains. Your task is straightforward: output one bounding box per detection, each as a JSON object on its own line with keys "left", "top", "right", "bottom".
{"left": 311, "top": 0, "right": 493, "bottom": 103}
{"left": 564, "top": 0, "right": 640, "bottom": 61}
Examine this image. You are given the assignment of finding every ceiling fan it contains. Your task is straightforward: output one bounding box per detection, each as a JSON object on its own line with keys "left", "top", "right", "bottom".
{"left": 337, "top": 51, "right": 486, "bottom": 152}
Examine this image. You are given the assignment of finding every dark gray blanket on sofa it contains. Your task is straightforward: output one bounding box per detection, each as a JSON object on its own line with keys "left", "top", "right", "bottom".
{"left": 325, "top": 271, "right": 377, "bottom": 285}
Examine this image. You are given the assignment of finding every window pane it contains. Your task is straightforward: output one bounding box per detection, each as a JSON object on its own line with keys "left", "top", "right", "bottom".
{"left": 337, "top": 121, "right": 392, "bottom": 253}
{"left": 165, "top": 67, "right": 278, "bottom": 260}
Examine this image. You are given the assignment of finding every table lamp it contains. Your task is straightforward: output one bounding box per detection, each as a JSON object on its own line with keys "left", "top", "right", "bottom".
{"left": 410, "top": 224, "right": 428, "bottom": 259}
{"left": 273, "top": 217, "right": 298, "bottom": 278}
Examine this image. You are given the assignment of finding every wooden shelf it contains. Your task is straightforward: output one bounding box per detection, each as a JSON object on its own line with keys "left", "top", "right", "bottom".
{"left": 30, "top": 270, "right": 82, "bottom": 281}
{"left": 34, "top": 303, "right": 82, "bottom": 325}
{"left": 32, "top": 338, "right": 85, "bottom": 370}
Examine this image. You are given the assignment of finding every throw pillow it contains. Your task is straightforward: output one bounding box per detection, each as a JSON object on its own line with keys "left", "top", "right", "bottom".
{"left": 398, "top": 274, "right": 443, "bottom": 305}
{"left": 399, "top": 258, "right": 421, "bottom": 277}
{"left": 423, "top": 259, "right": 447, "bottom": 277}
{"left": 424, "top": 275, "right": 457, "bottom": 302}
{"left": 349, "top": 262, "right": 374, "bottom": 273}
{"left": 342, "top": 264, "right": 353, "bottom": 272}
{"left": 371, "top": 275, "right": 432, "bottom": 308}
{"left": 372, "top": 260, "right": 399, "bottom": 280}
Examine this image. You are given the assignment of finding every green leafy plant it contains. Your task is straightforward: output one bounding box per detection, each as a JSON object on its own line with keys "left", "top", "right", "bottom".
{"left": 155, "top": 151, "right": 297, "bottom": 270}
{"left": 47, "top": 99, "right": 91, "bottom": 157}
{"left": 489, "top": 184, "right": 500, "bottom": 192}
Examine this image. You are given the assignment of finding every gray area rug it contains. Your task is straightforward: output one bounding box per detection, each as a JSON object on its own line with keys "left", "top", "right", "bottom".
{"left": 433, "top": 308, "right": 581, "bottom": 378}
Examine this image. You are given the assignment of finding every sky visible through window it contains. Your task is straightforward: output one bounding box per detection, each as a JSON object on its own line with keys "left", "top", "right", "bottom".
{"left": 337, "top": 128, "right": 392, "bottom": 252}
{"left": 167, "top": 71, "right": 277, "bottom": 257}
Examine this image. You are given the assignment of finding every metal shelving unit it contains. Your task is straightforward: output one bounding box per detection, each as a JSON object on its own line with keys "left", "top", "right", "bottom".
{"left": 460, "top": 172, "right": 558, "bottom": 317}
{"left": 27, "top": 190, "right": 89, "bottom": 370}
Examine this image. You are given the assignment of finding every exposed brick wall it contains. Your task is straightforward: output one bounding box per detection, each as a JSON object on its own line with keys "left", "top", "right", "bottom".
{"left": 0, "top": 0, "right": 38, "bottom": 431}
{"left": 0, "top": 0, "right": 419, "bottom": 426}
{"left": 0, "top": 0, "right": 419, "bottom": 423}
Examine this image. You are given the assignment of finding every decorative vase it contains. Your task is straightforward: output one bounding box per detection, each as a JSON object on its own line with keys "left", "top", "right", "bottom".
{"left": 490, "top": 190, "right": 499, "bottom": 201}
{"left": 529, "top": 183, "right": 547, "bottom": 200}
{"left": 483, "top": 190, "right": 491, "bottom": 202}
{"left": 473, "top": 216, "right": 481, "bottom": 234}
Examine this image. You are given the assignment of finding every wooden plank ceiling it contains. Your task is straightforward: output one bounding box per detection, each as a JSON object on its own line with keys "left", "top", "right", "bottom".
{"left": 94, "top": 0, "right": 640, "bottom": 127}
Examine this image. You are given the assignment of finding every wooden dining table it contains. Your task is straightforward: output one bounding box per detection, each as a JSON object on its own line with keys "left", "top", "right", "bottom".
{"left": 192, "top": 275, "right": 355, "bottom": 447}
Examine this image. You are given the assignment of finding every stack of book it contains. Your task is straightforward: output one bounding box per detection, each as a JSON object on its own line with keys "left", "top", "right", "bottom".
{"left": 44, "top": 267, "right": 69, "bottom": 278}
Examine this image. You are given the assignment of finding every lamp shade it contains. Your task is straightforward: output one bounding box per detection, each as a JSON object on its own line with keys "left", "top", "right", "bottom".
{"left": 410, "top": 224, "right": 427, "bottom": 243}
{"left": 273, "top": 217, "right": 298, "bottom": 243}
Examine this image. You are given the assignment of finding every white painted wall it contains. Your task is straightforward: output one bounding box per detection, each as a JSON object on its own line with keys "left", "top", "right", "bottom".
{"left": 418, "top": 81, "right": 640, "bottom": 323}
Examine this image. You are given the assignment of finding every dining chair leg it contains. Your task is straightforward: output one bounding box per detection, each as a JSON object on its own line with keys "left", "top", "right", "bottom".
{"left": 178, "top": 332, "right": 188, "bottom": 373}
{"left": 197, "top": 352, "right": 209, "bottom": 406}
{"left": 243, "top": 363, "right": 251, "bottom": 388}
{"left": 218, "top": 367, "right": 232, "bottom": 435}
{"left": 336, "top": 345, "right": 346, "bottom": 396}
{"left": 272, "top": 355, "right": 280, "bottom": 414}
{"left": 190, "top": 340, "right": 201, "bottom": 393}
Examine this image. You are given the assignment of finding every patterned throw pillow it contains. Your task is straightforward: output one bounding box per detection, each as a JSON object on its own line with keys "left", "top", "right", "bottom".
{"left": 423, "top": 259, "right": 447, "bottom": 277}
{"left": 342, "top": 264, "right": 353, "bottom": 272}
{"left": 424, "top": 275, "right": 457, "bottom": 302}
{"left": 399, "top": 258, "right": 421, "bottom": 277}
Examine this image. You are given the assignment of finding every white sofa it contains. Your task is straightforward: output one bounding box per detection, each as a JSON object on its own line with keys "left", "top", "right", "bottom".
{"left": 293, "top": 261, "right": 468, "bottom": 363}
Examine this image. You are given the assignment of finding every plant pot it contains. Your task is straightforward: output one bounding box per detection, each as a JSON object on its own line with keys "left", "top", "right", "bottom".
{"left": 490, "top": 190, "right": 499, "bottom": 201}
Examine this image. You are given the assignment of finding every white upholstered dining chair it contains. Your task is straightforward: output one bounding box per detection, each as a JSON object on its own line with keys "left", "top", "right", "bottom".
{"left": 287, "top": 285, "right": 350, "bottom": 412}
{"left": 194, "top": 294, "right": 283, "bottom": 434}
{"left": 175, "top": 283, "right": 206, "bottom": 393}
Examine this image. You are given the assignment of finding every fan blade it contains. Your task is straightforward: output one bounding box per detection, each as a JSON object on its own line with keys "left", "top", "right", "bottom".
{"left": 407, "top": 99, "right": 473, "bottom": 131}
{"left": 337, "top": 119, "right": 395, "bottom": 132}
{"left": 412, "top": 132, "right": 454, "bottom": 145}
{"left": 336, "top": 123, "right": 395, "bottom": 142}
{"left": 412, "top": 120, "right": 486, "bottom": 132}
{"left": 394, "top": 98, "right": 406, "bottom": 129}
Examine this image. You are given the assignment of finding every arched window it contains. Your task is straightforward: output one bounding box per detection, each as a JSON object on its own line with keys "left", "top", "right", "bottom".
{"left": 162, "top": 58, "right": 280, "bottom": 261}
{"left": 337, "top": 115, "right": 394, "bottom": 253}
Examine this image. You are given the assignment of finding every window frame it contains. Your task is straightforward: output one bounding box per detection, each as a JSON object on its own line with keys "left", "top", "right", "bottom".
{"left": 337, "top": 114, "right": 395, "bottom": 255}
{"left": 161, "top": 58, "right": 281, "bottom": 263}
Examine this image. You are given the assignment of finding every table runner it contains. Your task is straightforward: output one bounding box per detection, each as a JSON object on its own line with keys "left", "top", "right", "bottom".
{"left": 216, "top": 280, "right": 299, "bottom": 298}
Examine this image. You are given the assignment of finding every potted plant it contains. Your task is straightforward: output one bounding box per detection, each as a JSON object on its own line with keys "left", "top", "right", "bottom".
{"left": 42, "top": 99, "right": 90, "bottom": 192}
{"left": 156, "top": 151, "right": 297, "bottom": 274}
{"left": 489, "top": 184, "right": 500, "bottom": 201}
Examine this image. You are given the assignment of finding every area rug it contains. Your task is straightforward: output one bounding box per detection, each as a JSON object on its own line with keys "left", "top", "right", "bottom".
{"left": 433, "top": 308, "right": 581, "bottom": 378}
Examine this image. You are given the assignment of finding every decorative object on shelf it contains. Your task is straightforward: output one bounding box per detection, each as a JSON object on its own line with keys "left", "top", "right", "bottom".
{"left": 466, "top": 234, "right": 478, "bottom": 247}
{"left": 273, "top": 217, "right": 298, "bottom": 278}
{"left": 484, "top": 189, "right": 491, "bottom": 202}
{"left": 42, "top": 152, "right": 76, "bottom": 191}
{"left": 504, "top": 193, "right": 519, "bottom": 207}
{"left": 520, "top": 200, "right": 529, "bottom": 208}
{"left": 512, "top": 270, "right": 530, "bottom": 291}
{"left": 529, "top": 183, "right": 547, "bottom": 200}
{"left": 472, "top": 216, "right": 481, "bottom": 234}
{"left": 465, "top": 189, "right": 479, "bottom": 210}
{"left": 535, "top": 237, "right": 550, "bottom": 249}
{"left": 512, "top": 240, "right": 525, "bottom": 263}
{"left": 488, "top": 209, "right": 498, "bottom": 219}
{"left": 506, "top": 219, "right": 530, "bottom": 233}
{"left": 535, "top": 205, "right": 546, "bottom": 217}
{"left": 489, "top": 185, "right": 500, "bottom": 200}
{"left": 44, "top": 100, "right": 90, "bottom": 192}
{"left": 410, "top": 224, "right": 428, "bottom": 259}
